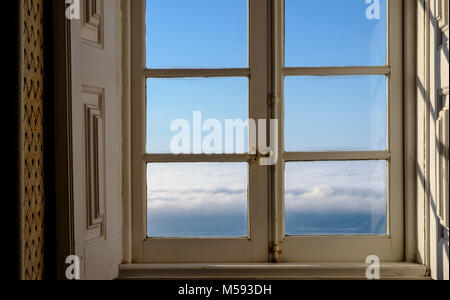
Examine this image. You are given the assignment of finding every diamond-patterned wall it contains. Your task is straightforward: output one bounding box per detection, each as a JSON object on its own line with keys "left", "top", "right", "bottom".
{"left": 22, "top": 0, "right": 45, "bottom": 280}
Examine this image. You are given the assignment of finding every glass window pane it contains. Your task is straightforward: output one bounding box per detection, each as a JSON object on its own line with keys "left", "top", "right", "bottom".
{"left": 147, "top": 77, "right": 249, "bottom": 154}
{"left": 285, "top": 0, "right": 387, "bottom": 67}
{"left": 147, "top": 163, "right": 248, "bottom": 238}
{"left": 285, "top": 161, "right": 387, "bottom": 236}
{"left": 146, "top": 0, "right": 248, "bottom": 68}
{"left": 284, "top": 76, "right": 387, "bottom": 152}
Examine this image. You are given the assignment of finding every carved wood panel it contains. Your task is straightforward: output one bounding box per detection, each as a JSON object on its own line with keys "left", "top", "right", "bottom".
{"left": 436, "top": 0, "right": 449, "bottom": 29}
{"left": 435, "top": 0, "right": 449, "bottom": 230}
{"left": 436, "top": 0, "right": 449, "bottom": 47}
{"left": 437, "top": 91, "right": 449, "bottom": 229}
{"left": 82, "top": 86, "right": 106, "bottom": 243}
{"left": 81, "top": 0, "right": 103, "bottom": 47}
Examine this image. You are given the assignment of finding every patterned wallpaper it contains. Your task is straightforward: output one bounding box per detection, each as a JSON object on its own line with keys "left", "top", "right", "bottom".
{"left": 22, "top": 0, "right": 45, "bottom": 280}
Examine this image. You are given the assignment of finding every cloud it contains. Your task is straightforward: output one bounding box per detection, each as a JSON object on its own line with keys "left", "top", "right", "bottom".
{"left": 284, "top": 161, "right": 386, "bottom": 215}
{"left": 147, "top": 163, "right": 248, "bottom": 216}
{"left": 147, "top": 161, "right": 387, "bottom": 216}
{"left": 148, "top": 187, "right": 247, "bottom": 216}
{"left": 285, "top": 186, "right": 385, "bottom": 214}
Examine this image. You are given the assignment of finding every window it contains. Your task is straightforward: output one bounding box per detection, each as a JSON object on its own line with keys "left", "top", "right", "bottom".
{"left": 131, "top": 0, "right": 404, "bottom": 263}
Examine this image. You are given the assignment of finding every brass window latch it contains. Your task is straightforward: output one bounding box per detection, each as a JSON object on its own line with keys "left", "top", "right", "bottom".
{"left": 269, "top": 242, "right": 282, "bottom": 263}
{"left": 249, "top": 150, "right": 274, "bottom": 165}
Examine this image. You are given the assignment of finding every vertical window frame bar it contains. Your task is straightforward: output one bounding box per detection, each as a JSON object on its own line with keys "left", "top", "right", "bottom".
{"left": 132, "top": 0, "right": 271, "bottom": 263}
{"left": 271, "top": 0, "right": 405, "bottom": 262}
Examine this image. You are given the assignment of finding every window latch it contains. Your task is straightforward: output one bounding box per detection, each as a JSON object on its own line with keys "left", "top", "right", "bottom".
{"left": 269, "top": 242, "right": 282, "bottom": 263}
{"left": 249, "top": 150, "right": 273, "bottom": 165}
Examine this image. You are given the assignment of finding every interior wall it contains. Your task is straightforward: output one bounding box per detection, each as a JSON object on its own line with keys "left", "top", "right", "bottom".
{"left": 416, "top": 0, "right": 450, "bottom": 279}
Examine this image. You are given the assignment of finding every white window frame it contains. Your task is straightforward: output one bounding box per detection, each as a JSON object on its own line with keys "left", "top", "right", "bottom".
{"left": 270, "top": 0, "right": 405, "bottom": 262}
{"left": 130, "top": 0, "right": 270, "bottom": 263}
{"left": 129, "top": 0, "right": 405, "bottom": 264}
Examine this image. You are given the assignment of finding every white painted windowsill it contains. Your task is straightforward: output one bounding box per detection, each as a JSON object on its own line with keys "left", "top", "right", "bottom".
{"left": 118, "top": 262, "right": 429, "bottom": 280}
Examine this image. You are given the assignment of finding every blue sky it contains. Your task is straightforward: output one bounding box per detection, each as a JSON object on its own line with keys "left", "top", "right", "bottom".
{"left": 146, "top": 0, "right": 248, "bottom": 69}
{"left": 144, "top": 0, "right": 388, "bottom": 237}
{"left": 285, "top": 0, "right": 387, "bottom": 67}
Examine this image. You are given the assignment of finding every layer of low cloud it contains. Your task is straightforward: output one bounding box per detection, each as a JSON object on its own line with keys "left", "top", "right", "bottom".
{"left": 147, "top": 161, "right": 386, "bottom": 217}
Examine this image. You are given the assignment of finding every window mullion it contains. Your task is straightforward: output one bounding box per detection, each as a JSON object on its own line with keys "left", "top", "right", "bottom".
{"left": 270, "top": 0, "right": 285, "bottom": 262}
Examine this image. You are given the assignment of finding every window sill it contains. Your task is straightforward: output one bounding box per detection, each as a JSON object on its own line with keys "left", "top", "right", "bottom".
{"left": 118, "top": 262, "right": 429, "bottom": 280}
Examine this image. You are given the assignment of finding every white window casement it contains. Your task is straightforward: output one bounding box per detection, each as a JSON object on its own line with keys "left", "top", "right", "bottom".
{"left": 128, "top": 0, "right": 405, "bottom": 265}
{"left": 271, "top": 0, "right": 404, "bottom": 262}
{"left": 130, "top": 0, "right": 270, "bottom": 263}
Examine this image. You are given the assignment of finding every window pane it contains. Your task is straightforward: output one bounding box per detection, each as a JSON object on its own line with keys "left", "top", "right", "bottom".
{"left": 146, "top": 0, "right": 248, "bottom": 68}
{"left": 285, "top": 0, "right": 387, "bottom": 67}
{"left": 285, "top": 76, "right": 387, "bottom": 152}
{"left": 285, "top": 161, "right": 387, "bottom": 236}
{"left": 147, "top": 163, "right": 248, "bottom": 238}
{"left": 147, "top": 78, "right": 249, "bottom": 154}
